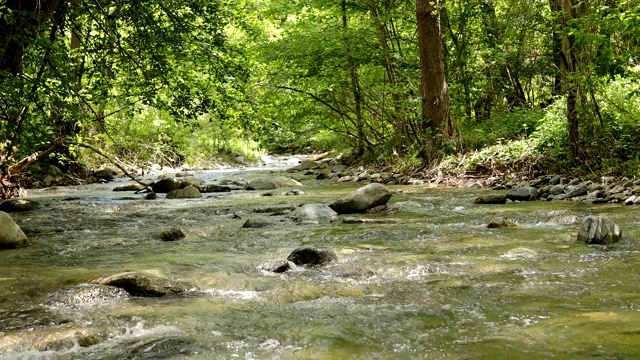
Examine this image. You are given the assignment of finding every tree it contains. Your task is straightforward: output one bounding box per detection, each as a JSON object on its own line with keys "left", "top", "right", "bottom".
{"left": 416, "top": 0, "right": 451, "bottom": 160}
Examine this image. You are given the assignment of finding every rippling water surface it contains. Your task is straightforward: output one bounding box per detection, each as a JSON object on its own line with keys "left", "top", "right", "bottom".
{"left": 1, "top": 167, "right": 640, "bottom": 359}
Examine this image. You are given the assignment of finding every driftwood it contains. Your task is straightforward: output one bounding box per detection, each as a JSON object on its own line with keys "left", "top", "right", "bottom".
{"left": 8, "top": 140, "right": 64, "bottom": 175}
{"left": 74, "top": 142, "right": 152, "bottom": 192}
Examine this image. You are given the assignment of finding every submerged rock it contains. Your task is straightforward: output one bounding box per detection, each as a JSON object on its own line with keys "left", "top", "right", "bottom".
{"left": 166, "top": 185, "right": 202, "bottom": 199}
{"left": 329, "top": 183, "right": 392, "bottom": 214}
{"left": 242, "top": 217, "right": 272, "bottom": 228}
{"left": 288, "top": 203, "right": 337, "bottom": 222}
{"left": 257, "top": 260, "right": 295, "bottom": 273}
{"left": 287, "top": 247, "right": 337, "bottom": 267}
{"left": 473, "top": 194, "right": 507, "bottom": 204}
{"left": 577, "top": 216, "right": 622, "bottom": 245}
{"left": 158, "top": 227, "right": 186, "bottom": 241}
{"left": 487, "top": 217, "right": 518, "bottom": 228}
{"left": 46, "top": 283, "right": 130, "bottom": 307}
{"left": 0, "top": 324, "right": 111, "bottom": 352}
{"left": 0, "top": 211, "right": 28, "bottom": 249}
{"left": 0, "top": 198, "right": 40, "bottom": 212}
{"left": 91, "top": 271, "right": 192, "bottom": 296}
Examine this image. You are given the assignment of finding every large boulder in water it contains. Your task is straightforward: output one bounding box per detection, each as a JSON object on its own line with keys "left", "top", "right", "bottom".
{"left": 152, "top": 177, "right": 184, "bottom": 193}
{"left": 287, "top": 247, "right": 337, "bottom": 267}
{"left": 166, "top": 185, "right": 202, "bottom": 199}
{"left": 0, "top": 211, "right": 28, "bottom": 249}
{"left": 246, "top": 177, "right": 279, "bottom": 190}
{"left": 91, "top": 271, "right": 192, "bottom": 296}
{"left": 329, "top": 183, "right": 392, "bottom": 214}
{"left": 506, "top": 186, "right": 539, "bottom": 201}
{"left": 288, "top": 204, "right": 337, "bottom": 222}
{"left": 0, "top": 199, "right": 39, "bottom": 212}
{"left": 179, "top": 175, "right": 206, "bottom": 188}
{"left": 577, "top": 216, "right": 622, "bottom": 245}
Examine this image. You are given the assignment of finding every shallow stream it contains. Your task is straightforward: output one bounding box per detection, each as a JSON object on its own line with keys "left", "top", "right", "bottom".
{"left": 1, "top": 166, "right": 640, "bottom": 359}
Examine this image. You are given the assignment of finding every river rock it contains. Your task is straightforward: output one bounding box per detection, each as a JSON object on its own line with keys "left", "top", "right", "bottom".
{"left": 158, "top": 227, "right": 186, "bottom": 241}
{"left": 0, "top": 324, "right": 111, "bottom": 352}
{"left": 179, "top": 175, "right": 206, "bottom": 188}
{"left": 288, "top": 204, "right": 338, "bottom": 222}
{"left": 46, "top": 283, "right": 130, "bottom": 306}
{"left": 272, "top": 176, "right": 303, "bottom": 187}
{"left": 329, "top": 183, "right": 392, "bottom": 214}
{"left": 246, "top": 177, "right": 278, "bottom": 190}
{"left": 152, "top": 177, "right": 183, "bottom": 193}
{"left": 257, "top": 260, "right": 295, "bottom": 273}
{"left": 473, "top": 194, "right": 506, "bottom": 204}
{"left": 487, "top": 217, "right": 518, "bottom": 228}
{"left": 566, "top": 185, "right": 588, "bottom": 198}
{"left": 0, "top": 211, "right": 28, "bottom": 249}
{"left": 0, "top": 198, "right": 39, "bottom": 212}
{"left": 94, "top": 167, "right": 117, "bottom": 180}
{"left": 113, "top": 182, "right": 147, "bottom": 192}
{"left": 166, "top": 185, "right": 202, "bottom": 199}
{"left": 576, "top": 216, "right": 622, "bottom": 245}
{"left": 549, "top": 184, "right": 565, "bottom": 195}
{"left": 506, "top": 186, "right": 539, "bottom": 201}
{"left": 146, "top": 192, "right": 158, "bottom": 200}
{"left": 91, "top": 271, "right": 192, "bottom": 296}
{"left": 201, "top": 184, "right": 232, "bottom": 193}
{"left": 287, "top": 247, "right": 337, "bottom": 267}
{"left": 242, "top": 217, "right": 272, "bottom": 228}
{"left": 294, "top": 160, "right": 319, "bottom": 170}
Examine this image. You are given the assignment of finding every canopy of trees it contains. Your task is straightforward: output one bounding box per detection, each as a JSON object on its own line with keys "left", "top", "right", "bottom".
{"left": 1, "top": 0, "right": 639, "bottom": 197}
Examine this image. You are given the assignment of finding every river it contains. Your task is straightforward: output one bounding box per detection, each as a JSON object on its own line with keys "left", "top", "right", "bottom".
{"left": 1, "top": 164, "right": 640, "bottom": 359}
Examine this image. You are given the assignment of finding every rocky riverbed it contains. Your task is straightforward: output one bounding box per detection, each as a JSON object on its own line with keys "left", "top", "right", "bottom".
{"left": 1, "top": 159, "right": 640, "bottom": 359}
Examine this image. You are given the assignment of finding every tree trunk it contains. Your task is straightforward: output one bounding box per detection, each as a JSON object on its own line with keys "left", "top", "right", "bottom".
{"left": 416, "top": 0, "right": 451, "bottom": 158}
{"left": 342, "top": 0, "right": 365, "bottom": 156}
{"left": 549, "top": 0, "right": 564, "bottom": 97}
{"left": 562, "top": 0, "right": 580, "bottom": 158}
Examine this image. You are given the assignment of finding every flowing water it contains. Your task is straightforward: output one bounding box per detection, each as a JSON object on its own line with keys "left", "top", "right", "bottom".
{"left": 1, "top": 166, "right": 640, "bottom": 359}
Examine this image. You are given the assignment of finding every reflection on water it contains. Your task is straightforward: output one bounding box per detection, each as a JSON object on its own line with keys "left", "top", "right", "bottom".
{"left": 1, "top": 167, "right": 640, "bottom": 359}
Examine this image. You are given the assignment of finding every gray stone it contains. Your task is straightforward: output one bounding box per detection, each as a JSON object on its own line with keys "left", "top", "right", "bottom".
{"left": 625, "top": 196, "right": 637, "bottom": 205}
{"left": 145, "top": 192, "right": 158, "bottom": 200}
{"left": 294, "top": 160, "right": 319, "bottom": 170}
{"left": 467, "top": 182, "right": 483, "bottom": 189}
{"left": 201, "top": 184, "right": 232, "bottom": 193}
{"left": 0, "top": 211, "right": 28, "bottom": 249}
{"left": 272, "top": 176, "right": 303, "bottom": 187}
{"left": 179, "top": 175, "right": 205, "bottom": 188}
{"left": 566, "top": 185, "right": 588, "bottom": 198}
{"left": 473, "top": 194, "right": 506, "bottom": 204}
{"left": 94, "top": 167, "right": 117, "bottom": 180}
{"left": 113, "top": 182, "right": 147, "bottom": 192}
{"left": 577, "top": 216, "right": 622, "bottom": 245}
{"left": 152, "top": 178, "right": 183, "bottom": 193}
{"left": 166, "top": 185, "right": 202, "bottom": 199}
{"left": 0, "top": 199, "right": 39, "bottom": 212}
{"left": 158, "top": 227, "right": 186, "bottom": 241}
{"left": 289, "top": 204, "right": 338, "bottom": 222}
{"left": 287, "top": 247, "right": 337, "bottom": 267}
{"left": 246, "top": 178, "right": 278, "bottom": 190}
{"left": 242, "top": 217, "right": 271, "bottom": 228}
{"left": 549, "top": 175, "right": 561, "bottom": 185}
{"left": 91, "top": 271, "right": 192, "bottom": 297}
{"left": 549, "top": 184, "right": 565, "bottom": 195}
{"left": 43, "top": 175, "right": 55, "bottom": 187}
{"left": 331, "top": 165, "right": 346, "bottom": 173}
{"left": 506, "top": 186, "right": 539, "bottom": 201}
{"left": 329, "top": 183, "right": 392, "bottom": 214}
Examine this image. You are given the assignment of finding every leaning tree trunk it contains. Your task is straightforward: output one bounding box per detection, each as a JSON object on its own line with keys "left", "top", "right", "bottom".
{"left": 561, "top": 0, "right": 581, "bottom": 158}
{"left": 416, "top": 0, "right": 451, "bottom": 160}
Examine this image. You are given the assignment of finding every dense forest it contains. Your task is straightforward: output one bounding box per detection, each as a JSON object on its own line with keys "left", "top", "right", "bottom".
{"left": 1, "top": 0, "right": 639, "bottom": 198}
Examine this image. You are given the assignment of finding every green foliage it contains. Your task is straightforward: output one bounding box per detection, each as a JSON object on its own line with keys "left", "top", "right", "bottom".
{"left": 459, "top": 109, "right": 544, "bottom": 150}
